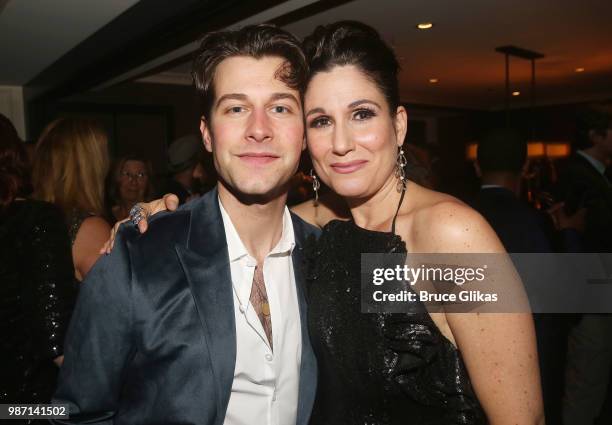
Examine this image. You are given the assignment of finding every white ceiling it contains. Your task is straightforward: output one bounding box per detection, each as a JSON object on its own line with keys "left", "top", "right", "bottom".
{"left": 144, "top": 0, "right": 612, "bottom": 110}
{"left": 0, "top": 0, "right": 140, "bottom": 85}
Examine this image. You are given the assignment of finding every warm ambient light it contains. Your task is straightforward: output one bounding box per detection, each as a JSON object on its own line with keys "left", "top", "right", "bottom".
{"left": 527, "top": 142, "right": 545, "bottom": 158}
{"left": 417, "top": 22, "right": 434, "bottom": 30}
{"left": 466, "top": 143, "right": 478, "bottom": 160}
{"left": 512, "top": 91, "right": 521, "bottom": 96}
{"left": 545, "top": 142, "right": 571, "bottom": 158}
{"left": 429, "top": 78, "right": 439, "bottom": 83}
{"left": 466, "top": 141, "right": 571, "bottom": 161}
{"left": 575, "top": 67, "right": 585, "bottom": 73}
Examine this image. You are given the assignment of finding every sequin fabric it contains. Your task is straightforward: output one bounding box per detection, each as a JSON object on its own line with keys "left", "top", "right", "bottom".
{"left": 67, "top": 208, "right": 94, "bottom": 245}
{"left": 0, "top": 200, "right": 76, "bottom": 404}
{"left": 306, "top": 220, "right": 486, "bottom": 425}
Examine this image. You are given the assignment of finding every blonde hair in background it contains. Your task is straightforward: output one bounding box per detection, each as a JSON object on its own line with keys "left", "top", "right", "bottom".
{"left": 32, "top": 117, "right": 109, "bottom": 215}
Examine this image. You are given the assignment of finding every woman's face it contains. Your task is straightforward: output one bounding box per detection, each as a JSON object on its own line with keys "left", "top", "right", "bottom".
{"left": 118, "top": 160, "right": 148, "bottom": 204}
{"left": 304, "top": 65, "right": 407, "bottom": 200}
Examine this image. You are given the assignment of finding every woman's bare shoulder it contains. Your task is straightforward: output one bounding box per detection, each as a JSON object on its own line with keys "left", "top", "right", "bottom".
{"left": 396, "top": 183, "right": 503, "bottom": 253}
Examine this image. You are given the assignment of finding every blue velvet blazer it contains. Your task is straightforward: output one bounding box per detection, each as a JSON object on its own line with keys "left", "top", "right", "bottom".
{"left": 53, "top": 188, "right": 319, "bottom": 425}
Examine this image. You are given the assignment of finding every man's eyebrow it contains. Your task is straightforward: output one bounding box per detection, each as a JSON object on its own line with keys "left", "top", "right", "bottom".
{"left": 270, "top": 92, "right": 300, "bottom": 104}
{"left": 305, "top": 107, "right": 325, "bottom": 117}
{"left": 348, "top": 99, "right": 382, "bottom": 109}
{"left": 215, "top": 93, "right": 247, "bottom": 107}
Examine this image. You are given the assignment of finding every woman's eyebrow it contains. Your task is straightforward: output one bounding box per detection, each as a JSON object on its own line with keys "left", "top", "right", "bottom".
{"left": 348, "top": 99, "right": 381, "bottom": 109}
{"left": 306, "top": 107, "right": 325, "bottom": 117}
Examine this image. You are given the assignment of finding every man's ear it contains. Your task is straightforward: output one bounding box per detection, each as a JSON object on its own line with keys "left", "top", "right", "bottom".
{"left": 200, "top": 117, "right": 213, "bottom": 153}
{"left": 589, "top": 129, "right": 605, "bottom": 146}
{"left": 394, "top": 105, "right": 408, "bottom": 147}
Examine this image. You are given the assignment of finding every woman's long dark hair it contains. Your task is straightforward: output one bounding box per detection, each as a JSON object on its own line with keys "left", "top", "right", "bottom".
{"left": 0, "top": 113, "right": 31, "bottom": 209}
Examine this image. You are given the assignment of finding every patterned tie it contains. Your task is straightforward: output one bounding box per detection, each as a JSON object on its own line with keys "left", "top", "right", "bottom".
{"left": 250, "top": 264, "right": 273, "bottom": 350}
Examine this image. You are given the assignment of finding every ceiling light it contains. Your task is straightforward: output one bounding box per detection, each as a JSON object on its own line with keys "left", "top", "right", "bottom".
{"left": 512, "top": 91, "right": 521, "bottom": 96}
{"left": 417, "top": 22, "right": 433, "bottom": 30}
{"left": 575, "top": 67, "right": 585, "bottom": 73}
{"left": 429, "top": 78, "right": 439, "bottom": 83}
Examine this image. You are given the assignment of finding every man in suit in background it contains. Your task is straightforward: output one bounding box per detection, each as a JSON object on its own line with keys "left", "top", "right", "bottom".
{"left": 473, "top": 127, "right": 552, "bottom": 252}
{"left": 53, "top": 24, "right": 318, "bottom": 425}
{"left": 559, "top": 104, "right": 612, "bottom": 425}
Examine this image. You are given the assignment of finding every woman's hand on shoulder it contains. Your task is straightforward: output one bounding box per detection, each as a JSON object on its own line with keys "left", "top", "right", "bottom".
{"left": 100, "top": 194, "right": 179, "bottom": 254}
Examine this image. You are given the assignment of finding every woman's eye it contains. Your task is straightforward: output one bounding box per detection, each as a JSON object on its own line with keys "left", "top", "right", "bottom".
{"left": 309, "top": 117, "right": 331, "bottom": 128}
{"left": 353, "top": 108, "right": 376, "bottom": 121}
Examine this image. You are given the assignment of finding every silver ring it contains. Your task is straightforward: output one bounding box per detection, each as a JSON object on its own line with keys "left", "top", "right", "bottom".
{"left": 129, "top": 204, "right": 145, "bottom": 226}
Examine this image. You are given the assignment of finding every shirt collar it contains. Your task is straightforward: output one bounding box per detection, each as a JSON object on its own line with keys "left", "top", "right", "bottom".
{"left": 218, "top": 197, "right": 295, "bottom": 263}
{"left": 577, "top": 150, "right": 606, "bottom": 175}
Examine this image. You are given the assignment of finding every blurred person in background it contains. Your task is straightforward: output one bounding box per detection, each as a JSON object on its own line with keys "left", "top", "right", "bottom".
{"left": 558, "top": 104, "right": 612, "bottom": 425}
{"left": 160, "top": 134, "right": 202, "bottom": 204}
{"left": 107, "top": 155, "right": 154, "bottom": 224}
{"left": 0, "top": 113, "right": 76, "bottom": 406}
{"left": 32, "top": 117, "right": 111, "bottom": 281}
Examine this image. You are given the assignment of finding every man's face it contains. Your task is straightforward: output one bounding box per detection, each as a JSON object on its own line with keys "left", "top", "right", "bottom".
{"left": 200, "top": 55, "right": 305, "bottom": 200}
{"left": 599, "top": 128, "right": 612, "bottom": 161}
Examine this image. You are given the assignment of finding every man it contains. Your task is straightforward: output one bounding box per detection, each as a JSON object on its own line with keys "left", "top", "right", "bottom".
{"left": 558, "top": 104, "right": 612, "bottom": 425}
{"left": 472, "top": 127, "right": 552, "bottom": 253}
{"left": 53, "top": 24, "right": 318, "bottom": 425}
{"left": 162, "top": 134, "right": 202, "bottom": 204}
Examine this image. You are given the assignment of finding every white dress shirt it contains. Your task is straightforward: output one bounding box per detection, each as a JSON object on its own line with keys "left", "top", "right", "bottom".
{"left": 219, "top": 200, "right": 302, "bottom": 425}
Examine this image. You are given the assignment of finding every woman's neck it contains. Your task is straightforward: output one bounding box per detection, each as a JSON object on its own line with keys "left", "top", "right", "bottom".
{"left": 347, "top": 176, "right": 405, "bottom": 231}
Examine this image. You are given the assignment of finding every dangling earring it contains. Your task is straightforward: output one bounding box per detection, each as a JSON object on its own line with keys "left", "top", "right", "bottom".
{"left": 310, "top": 169, "right": 320, "bottom": 206}
{"left": 395, "top": 146, "right": 408, "bottom": 192}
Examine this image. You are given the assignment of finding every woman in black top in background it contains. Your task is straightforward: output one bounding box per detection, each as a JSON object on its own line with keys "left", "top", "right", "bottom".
{"left": 0, "top": 114, "right": 76, "bottom": 405}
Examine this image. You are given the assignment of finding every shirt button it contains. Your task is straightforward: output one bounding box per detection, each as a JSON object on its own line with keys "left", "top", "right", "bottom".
{"left": 239, "top": 305, "right": 246, "bottom": 314}
{"left": 265, "top": 354, "right": 273, "bottom": 362}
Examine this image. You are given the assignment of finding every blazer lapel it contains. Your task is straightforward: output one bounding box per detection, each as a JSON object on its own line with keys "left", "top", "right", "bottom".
{"left": 175, "top": 189, "right": 236, "bottom": 424}
{"left": 291, "top": 216, "right": 318, "bottom": 425}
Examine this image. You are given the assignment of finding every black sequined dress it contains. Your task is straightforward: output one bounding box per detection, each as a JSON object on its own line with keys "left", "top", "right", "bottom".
{"left": 306, "top": 218, "right": 486, "bottom": 424}
{"left": 0, "top": 200, "right": 76, "bottom": 404}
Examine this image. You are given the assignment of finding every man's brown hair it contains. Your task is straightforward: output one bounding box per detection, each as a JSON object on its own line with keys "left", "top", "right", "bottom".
{"left": 192, "top": 24, "right": 307, "bottom": 122}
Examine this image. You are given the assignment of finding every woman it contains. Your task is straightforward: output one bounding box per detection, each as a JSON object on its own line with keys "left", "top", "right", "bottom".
{"left": 109, "top": 22, "right": 543, "bottom": 424}
{"left": 32, "top": 118, "right": 111, "bottom": 281}
{"left": 0, "top": 114, "right": 76, "bottom": 405}
{"left": 107, "top": 155, "right": 154, "bottom": 223}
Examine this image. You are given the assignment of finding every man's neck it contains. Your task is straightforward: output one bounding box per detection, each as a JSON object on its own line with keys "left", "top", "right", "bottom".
{"left": 480, "top": 172, "right": 521, "bottom": 196}
{"left": 580, "top": 147, "right": 609, "bottom": 169}
{"left": 217, "top": 183, "right": 287, "bottom": 263}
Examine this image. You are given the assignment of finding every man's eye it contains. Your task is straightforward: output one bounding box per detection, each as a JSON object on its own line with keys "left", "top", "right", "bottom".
{"left": 228, "top": 106, "right": 244, "bottom": 113}
{"left": 272, "top": 105, "right": 289, "bottom": 113}
{"left": 309, "top": 117, "right": 331, "bottom": 128}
